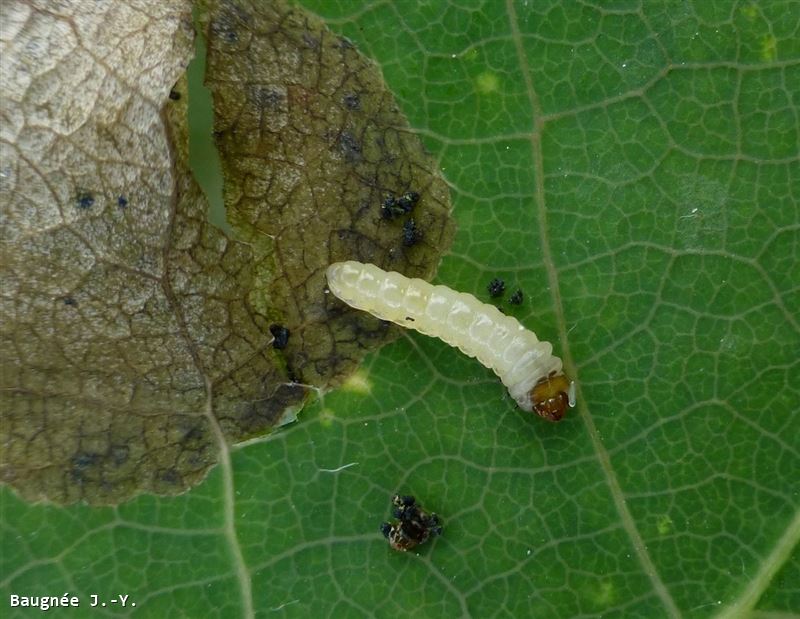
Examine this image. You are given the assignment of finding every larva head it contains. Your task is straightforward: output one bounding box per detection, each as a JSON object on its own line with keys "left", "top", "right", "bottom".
{"left": 530, "top": 373, "right": 574, "bottom": 422}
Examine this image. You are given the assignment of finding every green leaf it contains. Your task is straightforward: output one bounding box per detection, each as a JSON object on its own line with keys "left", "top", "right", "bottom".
{"left": 2, "top": 1, "right": 798, "bottom": 618}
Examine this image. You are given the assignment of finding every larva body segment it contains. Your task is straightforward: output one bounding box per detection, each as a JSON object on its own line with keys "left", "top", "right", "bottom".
{"left": 326, "top": 261, "right": 575, "bottom": 420}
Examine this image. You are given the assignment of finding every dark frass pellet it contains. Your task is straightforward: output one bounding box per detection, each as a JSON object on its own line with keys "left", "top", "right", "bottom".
{"left": 509, "top": 289, "right": 523, "bottom": 305}
{"left": 76, "top": 192, "right": 94, "bottom": 209}
{"left": 380, "top": 191, "right": 419, "bottom": 220}
{"left": 487, "top": 278, "right": 505, "bottom": 298}
{"left": 343, "top": 93, "right": 360, "bottom": 110}
{"left": 269, "top": 324, "right": 290, "bottom": 350}
{"left": 380, "top": 194, "right": 404, "bottom": 220}
{"left": 380, "top": 494, "right": 442, "bottom": 552}
{"left": 395, "top": 191, "right": 419, "bottom": 213}
{"left": 402, "top": 219, "right": 423, "bottom": 247}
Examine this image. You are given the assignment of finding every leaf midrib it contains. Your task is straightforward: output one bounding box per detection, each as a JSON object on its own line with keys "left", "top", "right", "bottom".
{"left": 504, "top": 1, "right": 683, "bottom": 616}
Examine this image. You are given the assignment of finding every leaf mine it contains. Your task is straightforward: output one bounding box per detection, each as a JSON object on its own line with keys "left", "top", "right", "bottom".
{"left": 201, "top": 0, "right": 456, "bottom": 386}
{"left": 0, "top": 0, "right": 453, "bottom": 505}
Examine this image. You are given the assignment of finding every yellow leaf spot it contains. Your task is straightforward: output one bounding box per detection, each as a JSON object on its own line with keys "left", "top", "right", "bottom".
{"left": 657, "top": 514, "right": 674, "bottom": 535}
{"left": 342, "top": 370, "right": 372, "bottom": 394}
{"left": 318, "top": 408, "right": 336, "bottom": 427}
{"left": 761, "top": 34, "right": 777, "bottom": 61}
{"left": 475, "top": 71, "right": 500, "bottom": 94}
{"left": 740, "top": 4, "right": 758, "bottom": 20}
{"left": 590, "top": 581, "right": 616, "bottom": 606}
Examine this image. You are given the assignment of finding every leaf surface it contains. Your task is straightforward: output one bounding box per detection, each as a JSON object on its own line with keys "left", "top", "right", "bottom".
{"left": 2, "top": 1, "right": 799, "bottom": 617}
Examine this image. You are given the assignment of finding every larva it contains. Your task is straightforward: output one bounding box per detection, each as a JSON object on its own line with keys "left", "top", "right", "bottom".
{"left": 326, "top": 261, "right": 576, "bottom": 421}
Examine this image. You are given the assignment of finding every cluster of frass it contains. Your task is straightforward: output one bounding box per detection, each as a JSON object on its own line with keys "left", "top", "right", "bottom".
{"left": 380, "top": 494, "right": 442, "bottom": 552}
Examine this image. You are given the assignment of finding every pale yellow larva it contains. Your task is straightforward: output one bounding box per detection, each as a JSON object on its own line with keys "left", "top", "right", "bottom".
{"left": 326, "top": 261, "right": 576, "bottom": 421}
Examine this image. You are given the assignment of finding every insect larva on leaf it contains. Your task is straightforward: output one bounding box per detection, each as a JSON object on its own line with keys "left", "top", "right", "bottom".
{"left": 326, "top": 261, "right": 576, "bottom": 421}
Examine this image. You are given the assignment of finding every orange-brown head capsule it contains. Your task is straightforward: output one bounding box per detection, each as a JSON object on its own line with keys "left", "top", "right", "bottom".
{"left": 530, "top": 373, "right": 575, "bottom": 422}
